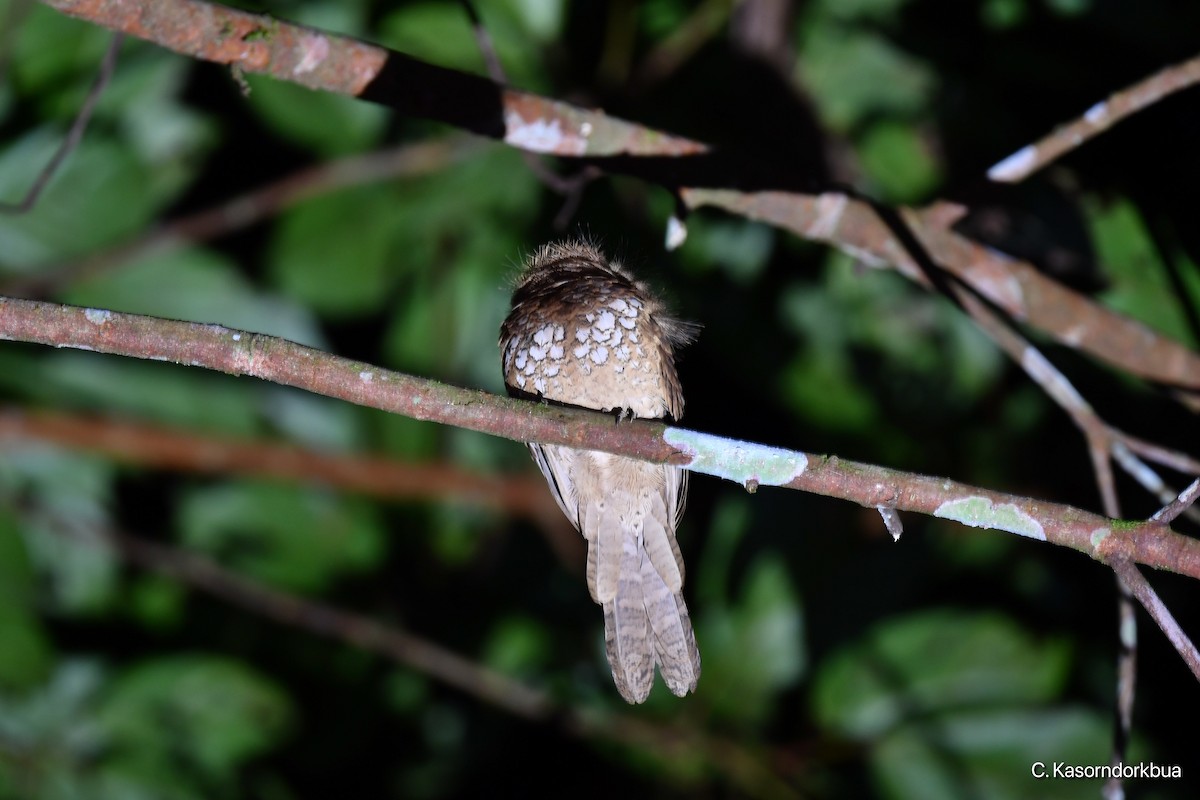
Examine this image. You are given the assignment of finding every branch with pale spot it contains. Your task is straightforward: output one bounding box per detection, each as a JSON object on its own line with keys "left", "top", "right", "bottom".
{"left": 2, "top": 296, "right": 1198, "bottom": 586}
{"left": 38, "top": 0, "right": 705, "bottom": 159}
{"left": 988, "top": 52, "right": 1200, "bottom": 183}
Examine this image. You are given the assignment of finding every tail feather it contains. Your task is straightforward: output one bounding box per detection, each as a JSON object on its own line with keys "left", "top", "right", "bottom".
{"left": 603, "top": 542, "right": 654, "bottom": 703}
{"left": 585, "top": 468, "right": 700, "bottom": 703}
{"left": 641, "top": 489, "right": 684, "bottom": 592}
{"left": 640, "top": 552, "right": 701, "bottom": 696}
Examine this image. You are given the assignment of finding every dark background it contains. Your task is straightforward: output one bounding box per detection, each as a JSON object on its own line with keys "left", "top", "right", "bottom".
{"left": 1, "top": 0, "right": 1198, "bottom": 797}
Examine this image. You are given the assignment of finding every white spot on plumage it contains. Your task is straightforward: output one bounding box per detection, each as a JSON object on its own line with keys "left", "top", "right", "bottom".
{"left": 534, "top": 325, "right": 554, "bottom": 346}
{"left": 597, "top": 310, "right": 616, "bottom": 330}
{"left": 574, "top": 343, "right": 590, "bottom": 358}
{"left": 608, "top": 298, "right": 628, "bottom": 313}
{"left": 529, "top": 345, "right": 547, "bottom": 361}
{"left": 515, "top": 350, "right": 528, "bottom": 370}
{"left": 575, "top": 328, "right": 589, "bottom": 343}
{"left": 554, "top": 325, "right": 565, "bottom": 341}
{"left": 591, "top": 346, "right": 609, "bottom": 364}
{"left": 619, "top": 316, "right": 635, "bottom": 329}
{"left": 549, "top": 344, "right": 564, "bottom": 359}
{"left": 593, "top": 327, "right": 611, "bottom": 342}
{"left": 545, "top": 364, "right": 560, "bottom": 377}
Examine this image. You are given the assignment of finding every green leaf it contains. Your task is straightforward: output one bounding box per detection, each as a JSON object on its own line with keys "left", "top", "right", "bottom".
{"left": 676, "top": 217, "right": 775, "bottom": 285}
{"left": 258, "top": 385, "right": 363, "bottom": 452}
{"left": 0, "top": 445, "right": 119, "bottom": 614}
{"left": 873, "top": 708, "right": 1116, "bottom": 800}
{"left": 96, "top": 655, "right": 292, "bottom": 783}
{"left": 696, "top": 501, "right": 805, "bottom": 725}
{"left": 243, "top": 73, "right": 388, "bottom": 156}
{"left": 483, "top": 616, "right": 551, "bottom": 677}
{"left": 813, "top": 609, "right": 1071, "bottom": 738}
{"left": 780, "top": 348, "right": 880, "bottom": 431}
{"left": 28, "top": 352, "right": 262, "bottom": 436}
{"left": 796, "top": 23, "right": 934, "bottom": 132}
{"left": 0, "top": 660, "right": 106, "bottom": 752}
{"left": 267, "top": 185, "right": 400, "bottom": 317}
{"left": 981, "top": 0, "right": 1029, "bottom": 29}
{"left": 0, "top": 129, "right": 179, "bottom": 271}
{"left": 178, "top": 481, "right": 385, "bottom": 592}
{"left": 1090, "top": 196, "right": 1200, "bottom": 347}
{"left": 500, "top": 0, "right": 567, "bottom": 41}
{"left": 0, "top": 511, "right": 54, "bottom": 689}
{"left": 377, "top": 2, "right": 484, "bottom": 73}
{"left": 814, "top": 0, "right": 914, "bottom": 21}
{"left": 856, "top": 120, "right": 942, "bottom": 202}
{"left": 64, "top": 247, "right": 326, "bottom": 346}
{"left": 779, "top": 253, "right": 1003, "bottom": 431}
{"left": 10, "top": 4, "right": 114, "bottom": 97}
{"left": 95, "top": 49, "right": 218, "bottom": 171}
{"left": 124, "top": 575, "right": 186, "bottom": 631}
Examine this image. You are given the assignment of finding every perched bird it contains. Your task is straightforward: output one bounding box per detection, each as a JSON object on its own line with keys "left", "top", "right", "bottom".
{"left": 499, "top": 239, "right": 701, "bottom": 703}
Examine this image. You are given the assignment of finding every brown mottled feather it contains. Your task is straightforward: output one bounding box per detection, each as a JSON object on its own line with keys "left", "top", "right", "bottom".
{"left": 499, "top": 240, "right": 701, "bottom": 703}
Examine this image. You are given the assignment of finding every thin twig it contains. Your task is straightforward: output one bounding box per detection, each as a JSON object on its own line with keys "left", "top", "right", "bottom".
{"left": 1109, "top": 559, "right": 1200, "bottom": 683}
{"left": 1152, "top": 478, "right": 1200, "bottom": 525}
{"left": 630, "top": 0, "right": 733, "bottom": 89}
{"left": 0, "top": 137, "right": 476, "bottom": 298}
{"left": 456, "top": 0, "right": 598, "bottom": 228}
{"left": 988, "top": 52, "right": 1200, "bottom": 183}
{"left": 0, "top": 33, "right": 123, "bottom": 213}
{"left": 1087, "top": 426, "right": 1135, "bottom": 800}
{"left": 456, "top": 0, "right": 505, "bottom": 82}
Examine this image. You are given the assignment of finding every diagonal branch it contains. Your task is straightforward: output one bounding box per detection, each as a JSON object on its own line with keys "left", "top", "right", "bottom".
{"left": 89, "top": 523, "right": 797, "bottom": 797}
{"left": 39, "top": 0, "right": 705, "bottom": 158}
{"left": 1110, "top": 558, "right": 1200, "bottom": 682}
{"left": 2, "top": 295, "right": 1198, "bottom": 581}
{"left": 987, "top": 53, "right": 1200, "bottom": 183}
{"left": 0, "top": 31, "right": 123, "bottom": 213}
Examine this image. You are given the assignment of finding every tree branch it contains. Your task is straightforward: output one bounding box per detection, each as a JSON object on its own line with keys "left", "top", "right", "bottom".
{"left": 987, "top": 53, "right": 1200, "bottom": 183}
{"left": 39, "top": 0, "right": 705, "bottom": 158}
{"left": 89, "top": 523, "right": 797, "bottom": 798}
{"left": 3, "top": 296, "right": 1197, "bottom": 581}
{"left": 0, "top": 405, "right": 562, "bottom": 527}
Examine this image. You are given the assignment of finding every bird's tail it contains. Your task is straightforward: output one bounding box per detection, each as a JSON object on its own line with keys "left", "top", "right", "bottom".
{"left": 590, "top": 493, "right": 701, "bottom": 703}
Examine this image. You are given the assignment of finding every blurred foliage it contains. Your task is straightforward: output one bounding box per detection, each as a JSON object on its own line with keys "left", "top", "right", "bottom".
{"left": 1, "top": 0, "right": 1199, "bottom": 798}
